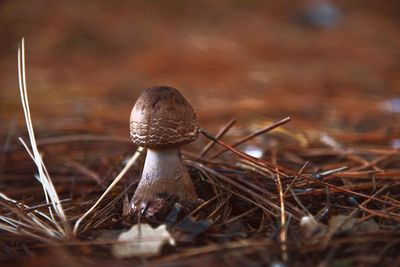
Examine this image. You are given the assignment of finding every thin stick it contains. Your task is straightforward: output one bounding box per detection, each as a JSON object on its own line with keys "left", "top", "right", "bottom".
{"left": 209, "top": 117, "right": 291, "bottom": 159}
{"left": 271, "top": 144, "right": 287, "bottom": 262}
{"left": 188, "top": 193, "right": 226, "bottom": 217}
{"left": 218, "top": 207, "right": 258, "bottom": 226}
{"left": 199, "top": 119, "right": 236, "bottom": 157}
{"left": 283, "top": 161, "right": 308, "bottom": 196}
{"left": 73, "top": 147, "right": 144, "bottom": 236}
{"left": 277, "top": 176, "right": 288, "bottom": 261}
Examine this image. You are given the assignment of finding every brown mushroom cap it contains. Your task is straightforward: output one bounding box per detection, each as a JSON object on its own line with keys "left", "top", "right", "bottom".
{"left": 130, "top": 86, "right": 199, "bottom": 148}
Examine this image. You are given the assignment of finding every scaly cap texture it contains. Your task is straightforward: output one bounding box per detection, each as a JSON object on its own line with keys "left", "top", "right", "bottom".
{"left": 130, "top": 86, "right": 199, "bottom": 148}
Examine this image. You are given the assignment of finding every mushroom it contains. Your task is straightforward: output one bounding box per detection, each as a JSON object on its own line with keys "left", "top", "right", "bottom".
{"left": 130, "top": 86, "right": 198, "bottom": 216}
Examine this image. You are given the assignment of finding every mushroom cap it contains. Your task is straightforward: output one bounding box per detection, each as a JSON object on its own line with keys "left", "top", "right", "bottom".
{"left": 130, "top": 86, "right": 199, "bottom": 148}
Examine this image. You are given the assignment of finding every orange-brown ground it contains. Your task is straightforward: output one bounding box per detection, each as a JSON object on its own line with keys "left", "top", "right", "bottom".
{"left": 0, "top": 1, "right": 400, "bottom": 266}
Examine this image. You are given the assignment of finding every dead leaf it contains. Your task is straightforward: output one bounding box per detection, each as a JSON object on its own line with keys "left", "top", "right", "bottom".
{"left": 112, "top": 224, "right": 175, "bottom": 259}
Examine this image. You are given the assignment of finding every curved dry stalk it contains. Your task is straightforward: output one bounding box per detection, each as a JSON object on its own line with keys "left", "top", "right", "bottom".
{"left": 16, "top": 37, "right": 70, "bottom": 238}
{"left": 73, "top": 146, "right": 144, "bottom": 236}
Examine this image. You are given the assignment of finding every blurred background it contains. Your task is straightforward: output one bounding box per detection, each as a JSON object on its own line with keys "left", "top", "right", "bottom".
{"left": 0, "top": 0, "right": 399, "bottom": 140}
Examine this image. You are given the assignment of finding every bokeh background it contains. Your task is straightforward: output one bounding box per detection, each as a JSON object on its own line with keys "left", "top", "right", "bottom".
{"left": 0, "top": 0, "right": 399, "bottom": 141}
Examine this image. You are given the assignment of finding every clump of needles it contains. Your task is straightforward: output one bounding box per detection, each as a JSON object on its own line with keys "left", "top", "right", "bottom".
{"left": 0, "top": 39, "right": 399, "bottom": 267}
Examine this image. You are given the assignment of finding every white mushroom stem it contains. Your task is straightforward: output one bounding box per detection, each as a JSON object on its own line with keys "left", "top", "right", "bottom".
{"left": 131, "top": 147, "right": 197, "bottom": 212}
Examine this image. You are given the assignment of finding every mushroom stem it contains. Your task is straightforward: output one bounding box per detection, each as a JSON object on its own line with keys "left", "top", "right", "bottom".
{"left": 131, "top": 147, "right": 197, "bottom": 212}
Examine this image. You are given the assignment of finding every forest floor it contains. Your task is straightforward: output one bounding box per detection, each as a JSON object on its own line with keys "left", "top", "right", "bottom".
{"left": 0, "top": 1, "right": 400, "bottom": 266}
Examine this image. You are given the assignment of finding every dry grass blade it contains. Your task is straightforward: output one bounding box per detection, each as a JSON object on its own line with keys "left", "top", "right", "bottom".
{"left": 72, "top": 146, "right": 144, "bottom": 236}
{"left": 0, "top": 38, "right": 72, "bottom": 240}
